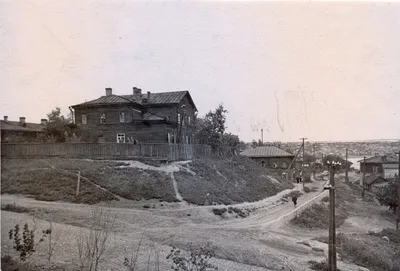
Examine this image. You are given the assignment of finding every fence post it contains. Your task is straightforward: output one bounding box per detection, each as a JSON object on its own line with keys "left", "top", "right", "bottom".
{"left": 76, "top": 171, "right": 81, "bottom": 197}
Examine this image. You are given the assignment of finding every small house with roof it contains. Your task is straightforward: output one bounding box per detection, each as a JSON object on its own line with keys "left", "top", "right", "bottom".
{"left": 71, "top": 87, "right": 197, "bottom": 144}
{"left": 358, "top": 154, "right": 398, "bottom": 175}
{"left": 1, "top": 116, "right": 47, "bottom": 143}
{"left": 240, "top": 146, "right": 295, "bottom": 169}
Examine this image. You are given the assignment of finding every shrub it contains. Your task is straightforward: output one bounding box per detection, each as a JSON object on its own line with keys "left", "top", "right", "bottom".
{"left": 308, "top": 260, "right": 328, "bottom": 271}
{"left": 76, "top": 207, "right": 116, "bottom": 271}
{"left": 303, "top": 187, "right": 311, "bottom": 193}
{"left": 1, "top": 204, "right": 31, "bottom": 213}
{"left": 8, "top": 223, "right": 51, "bottom": 262}
{"left": 321, "top": 196, "right": 329, "bottom": 203}
{"left": 212, "top": 208, "right": 227, "bottom": 216}
{"left": 336, "top": 233, "right": 400, "bottom": 271}
{"left": 166, "top": 243, "right": 218, "bottom": 271}
{"left": 282, "top": 191, "right": 302, "bottom": 199}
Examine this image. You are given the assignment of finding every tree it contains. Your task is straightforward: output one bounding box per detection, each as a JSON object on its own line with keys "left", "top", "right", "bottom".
{"left": 377, "top": 179, "right": 398, "bottom": 214}
{"left": 194, "top": 104, "right": 227, "bottom": 152}
{"left": 251, "top": 139, "right": 263, "bottom": 147}
{"left": 44, "top": 107, "right": 77, "bottom": 142}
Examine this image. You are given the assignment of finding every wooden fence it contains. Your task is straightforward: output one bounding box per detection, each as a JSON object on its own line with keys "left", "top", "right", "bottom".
{"left": 1, "top": 143, "right": 212, "bottom": 161}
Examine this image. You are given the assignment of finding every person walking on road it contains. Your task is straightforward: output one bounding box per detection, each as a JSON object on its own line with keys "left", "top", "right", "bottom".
{"left": 292, "top": 196, "right": 298, "bottom": 207}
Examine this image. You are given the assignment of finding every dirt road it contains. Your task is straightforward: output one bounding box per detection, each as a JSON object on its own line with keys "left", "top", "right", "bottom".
{"left": 1, "top": 173, "right": 385, "bottom": 271}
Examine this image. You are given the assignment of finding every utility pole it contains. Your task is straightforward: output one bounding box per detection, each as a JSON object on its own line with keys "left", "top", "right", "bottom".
{"left": 261, "top": 129, "right": 264, "bottom": 145}
{"left": 345, "top": 148, "right": 349, "bottom": 182}
{"left": 300, "top": 138, "right": 308, "bottom": 172}
{"left": 325, "top": 161, "right": 339, "bottom": 271}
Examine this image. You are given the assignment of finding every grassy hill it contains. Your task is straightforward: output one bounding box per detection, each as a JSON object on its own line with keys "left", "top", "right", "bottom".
{"left": 1, "top": 156, "right": 293, "bottom": 206}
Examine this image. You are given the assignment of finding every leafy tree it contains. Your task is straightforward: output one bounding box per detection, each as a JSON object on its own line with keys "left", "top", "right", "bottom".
{"left": 194, "top": 104, "right": 227, "bottom": 152}
{"left": 377, "top": 179, "right": 399, "bottom": 214}
{"left": 251, "top": 139, "right": 263, "bottom": 147}
{"left": 43, "top": 107, "right": 77, "bottom": 142}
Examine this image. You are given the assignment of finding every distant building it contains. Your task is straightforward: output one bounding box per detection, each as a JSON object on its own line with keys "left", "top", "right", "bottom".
{"left": 358, "top": 154, "right": 398, "bottom": 175}
{"left": 240, "top": 146, "right": 295, "bottom": 168}
{"left": 1, "top": 116, "right": 47, "bottom": 143}
{"left": 71, "top": 87, "right": 197, "bottom": 144}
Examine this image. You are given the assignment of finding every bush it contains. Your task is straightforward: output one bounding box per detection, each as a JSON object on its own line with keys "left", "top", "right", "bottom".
{"left": 337, "top": 233, "right": 400, "bottom": 271}
{"left": 303, "top": 187, "right": 311, "bottom": 193}
{"left": 282, "top": 191, "right": 302, "bottom": 199}
{"left": 8, "top": 223, "right": 51, "bottom": 262}
{"left": 308, "top": 260, "right": 328, "bottom": 271}
{"left": 321, "top": 196, "right": 329, "bottom": 203}
{"left": 212, "top": 208, "right": 227, "bottom": 216}
{"left": 166, "top": 243, "right": 218, "bottom": 271}
{"left": 369, "top": 229, "right": 400, "bottom": 244}
{"left": 1, "top": 204, "right": 31, "bottom": 213}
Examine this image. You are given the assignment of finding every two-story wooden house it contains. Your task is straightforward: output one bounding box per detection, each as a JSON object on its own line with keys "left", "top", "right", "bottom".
{"left": 71, "top": 87, "right": 197, "bottom": 144}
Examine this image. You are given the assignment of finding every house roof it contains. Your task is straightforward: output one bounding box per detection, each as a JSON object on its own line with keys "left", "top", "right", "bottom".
{"left": 74, "top": 95, "right": 136, "bottom": 107}
{"left": 72, "top": 90, "right": 197, "bottom": 111}
{"left": 364, "top": 174, "right": 388, "bottom": 185}
{"left": 358, "top": 156, "right": 398, "bottom": 164}
{"left": 1, "top": 120, "right": 45, "bottom": 132}
{"left": 142, "top": 113, "right": 165, "bottom": 121}
{"left": 240, "top": 146, "right": 295, "bottom": 158}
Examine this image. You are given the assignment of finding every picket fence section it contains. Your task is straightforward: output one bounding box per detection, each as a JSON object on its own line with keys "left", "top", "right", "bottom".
{"left": 1, "top": 143, "right": 212, "bottom": 161}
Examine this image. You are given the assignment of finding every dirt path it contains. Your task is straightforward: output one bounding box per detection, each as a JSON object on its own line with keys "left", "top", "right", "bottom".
{"left": 2, "top": 173, "right": 387, "bottom": 271}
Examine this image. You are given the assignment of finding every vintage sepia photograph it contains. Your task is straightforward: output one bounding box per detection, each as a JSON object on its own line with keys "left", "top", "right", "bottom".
{"left": 1, "top": 0, "right": 400, "bottom": 270}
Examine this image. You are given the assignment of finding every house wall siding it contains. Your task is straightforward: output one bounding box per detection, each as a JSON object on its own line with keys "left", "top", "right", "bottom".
{"left": 250, "top": 157, "right": 294, "bottom": 169}
{"left": 360, "top": 163, "right": 384, "bottom": 174}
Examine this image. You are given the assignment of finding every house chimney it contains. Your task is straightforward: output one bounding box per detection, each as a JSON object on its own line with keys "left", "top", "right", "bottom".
{"left": 41, "top": 119, "right": 48, "bottom": 126}
{"left": 147, "top": 91, "right": 150, "bottom": 102}
{"left": 19, "top": 117, "right": 26, "bottom": 125}
{"left": 133, "top": 87, "right": 142, "bottom": 102}
{"left": 382, "top": 155, "right": 387, "bottom": 162}
{"left": 3, "top": 116, "right": 8, "bottom": 121}
{"left": 105, "top": 87, "right": 112, "bottom": 96}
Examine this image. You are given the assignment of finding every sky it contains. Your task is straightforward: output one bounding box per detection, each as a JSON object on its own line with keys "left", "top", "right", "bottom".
{"left": 1, "top": 0, "right": 399, "bottom": 143}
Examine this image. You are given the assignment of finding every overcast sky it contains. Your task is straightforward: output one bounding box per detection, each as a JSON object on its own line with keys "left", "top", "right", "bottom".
{"left": 1, "top": 1, "right": 399, "bottom": 142}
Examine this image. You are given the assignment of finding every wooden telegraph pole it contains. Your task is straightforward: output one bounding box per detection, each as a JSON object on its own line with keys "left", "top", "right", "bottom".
{"left": 261, "top": 129, "right": 264, "bottom": 145}
{"left": 326, "top": 161, "right": 338, "bottom": 271}
{"left": 300, "top": 138, "right": 307, "bottom": 189}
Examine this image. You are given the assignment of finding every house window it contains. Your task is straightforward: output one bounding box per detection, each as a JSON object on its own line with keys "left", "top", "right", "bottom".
{"left": 117, "top": 133, "right": 125, "bottom": 143}
{"left": 119, "top": 112, "right": 125, "bottom": 123}
{"left": 188, "top": 116, "right": 191, "bottom": 125}
{"left": 185, "top": 136, "right": 189, "bottom": 144}
{"left": 100, "top": 113, "right": 106, "bottom": 124}
{"left": 373, "top": 166, "right": 379, "bottom": 174}
{"left": 177, "top": 113, "right": 181, "bottom": 124}
{"left": 82, "top": 115, "right": 87, "bottom": 125}
{"left": 261, "top": 161, "right": 265, "bottom": 167}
